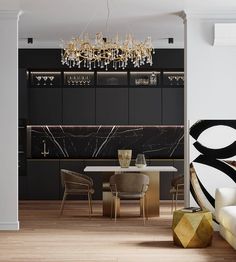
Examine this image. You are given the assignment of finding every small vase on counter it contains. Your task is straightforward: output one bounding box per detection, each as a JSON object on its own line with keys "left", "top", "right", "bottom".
{"left": 118, "top": 149, "right": 132, "bottom": 168}
{"left": 135, "top": 154, "right": 147, "bottom": 168}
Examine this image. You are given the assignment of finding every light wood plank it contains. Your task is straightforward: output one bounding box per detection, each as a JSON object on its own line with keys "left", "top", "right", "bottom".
{"left": 0, "top": 201, "right": 235, "bottom": 262}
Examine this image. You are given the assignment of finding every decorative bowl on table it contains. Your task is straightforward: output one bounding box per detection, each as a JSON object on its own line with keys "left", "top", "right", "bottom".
{"left": 118, "top": 149, "right": 132, "bottom": 168}
{"left": 135, "top": 154, "right": 147, "bottom": 168}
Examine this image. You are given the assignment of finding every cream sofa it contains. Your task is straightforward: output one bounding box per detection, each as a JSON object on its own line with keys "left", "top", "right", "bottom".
{"left": 215, "top": 187, "right": 236, "bottom": 249}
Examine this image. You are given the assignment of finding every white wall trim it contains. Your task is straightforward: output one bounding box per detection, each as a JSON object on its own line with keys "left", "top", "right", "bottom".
{"left": 0, "top": 10, "right": 22, "bottom": 20}
{"left": 179, "top": 10, "right": 236, "bottom": 23}
{"left": 0, "top": 221, "right": 19, "bottom": 230}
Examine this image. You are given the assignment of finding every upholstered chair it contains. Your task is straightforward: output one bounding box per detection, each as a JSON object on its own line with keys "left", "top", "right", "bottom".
{"left": 60, "top": 169, "right": 94, "bottom": 216}
{"left": 170, "top": 175, "right": 184, "bottom": 213}
{"left": 109, "top": 173, "right": 149, "bottom": 224}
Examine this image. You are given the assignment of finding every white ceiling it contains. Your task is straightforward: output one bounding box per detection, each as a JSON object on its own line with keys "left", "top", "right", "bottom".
{"left": 1, "top": 0, "right": 236, "bottom": 48}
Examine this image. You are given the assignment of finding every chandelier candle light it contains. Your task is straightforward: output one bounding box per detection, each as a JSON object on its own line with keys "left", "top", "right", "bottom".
{"left": 61, "top": 32, "right": 154, "bottom": 70}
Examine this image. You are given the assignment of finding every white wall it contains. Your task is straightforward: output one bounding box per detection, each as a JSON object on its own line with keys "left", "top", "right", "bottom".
{"left": 183, "top": 12, "right": 236, "bottom": 206}
{"left": 0, "top": 11, "right": 20, "bottom": 230}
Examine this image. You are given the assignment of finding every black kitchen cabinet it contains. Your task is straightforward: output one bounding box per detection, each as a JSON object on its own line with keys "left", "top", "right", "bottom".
{"left": 96, "top": 88, "right": 129, "bottom": 125}
{"left": 129, "top": 88, "right": 162, "bottom": 124}
{"left": 27, "top": 160, "right": 60, "bottom": 200}
{"left": 19, "top": 68, "right": 28, "bottom": 119}
{"left": 29, "top": 88, "right": 62, "bottom": 124}
{"left": 63, "top": 88, "right": 95, "bottom": 124}
{"left": 19, "top": 176, "right": 28, "bottom": 200}
{"left": 162, "top": 88, "right": 184, "bottom": 125}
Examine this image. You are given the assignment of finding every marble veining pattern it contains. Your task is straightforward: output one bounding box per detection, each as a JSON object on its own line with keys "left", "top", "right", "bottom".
{"left": 28, "top": 125, "right": 184, "bottom": 159}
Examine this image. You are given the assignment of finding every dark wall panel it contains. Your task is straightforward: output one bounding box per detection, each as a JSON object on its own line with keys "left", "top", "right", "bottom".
{"left": 27, "top": 160, "right": 60, "bottom": 200}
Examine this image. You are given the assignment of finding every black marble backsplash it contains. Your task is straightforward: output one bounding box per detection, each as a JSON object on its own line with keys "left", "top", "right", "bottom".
{"left": 28, "top": 125, "right": 184, "bottom": 159}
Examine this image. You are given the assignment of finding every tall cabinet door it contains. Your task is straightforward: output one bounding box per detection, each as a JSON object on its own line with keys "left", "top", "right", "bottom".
{"left": 129, "top": 88, "right": 162, "bottom": 125}
{"left": 162, "top": 88, "right": 184, "bottom": 125}
{"left": 96, "top": 88, "right": 129, "bottom": 125}
{"left": 63, "top": 88, "right": 95, "bottom": 124}
{"left": 29, "top": 88, "right": 62, "bottom": 124}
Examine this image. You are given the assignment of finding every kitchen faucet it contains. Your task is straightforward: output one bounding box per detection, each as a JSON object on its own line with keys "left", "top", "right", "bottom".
{"left": 41, "top": 140, "right": 49, "bottom": 157}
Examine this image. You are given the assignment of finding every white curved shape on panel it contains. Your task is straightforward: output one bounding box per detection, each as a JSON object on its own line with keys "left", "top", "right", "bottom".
{"left": 197, "top": 125, "right": 236, "bottom": 150}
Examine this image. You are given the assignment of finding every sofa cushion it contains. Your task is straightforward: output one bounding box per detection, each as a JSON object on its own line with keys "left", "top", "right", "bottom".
{"left": 218, "top": 206, "right": 236, "bottom": 236}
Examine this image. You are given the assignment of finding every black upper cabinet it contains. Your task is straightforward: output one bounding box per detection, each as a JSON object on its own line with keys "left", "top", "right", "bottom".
{"left": 129, "top": 88, "right": 162, "bottom": 125}
{"left": 162, "top": 88, "right": 184, "bottom": 125}
{"left": 19, "top": 68, "right": 28, "bottom": 119}
{"left": 63, "top": 88, "right": 95, "bottom": 124}
{"left": 96, "top": 88, "right": 129, "bottom": 125}
{"left": 29, "top": 88, "right": 62, "bottom": 124}
{"left": 19, "top": 49, "right": 184, "bottom": 126}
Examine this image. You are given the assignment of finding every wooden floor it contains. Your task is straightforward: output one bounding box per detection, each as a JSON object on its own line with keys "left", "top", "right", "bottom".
{"left": 0, "top": 201, "right": 235, "bottom": 262}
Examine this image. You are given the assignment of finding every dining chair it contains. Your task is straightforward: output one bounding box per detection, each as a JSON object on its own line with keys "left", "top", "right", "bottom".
{"left": 170, "top": 174, "right": 184, "bottom": 213}
{"left": 60, "top": 169, "right": 94, "bottom": 217}
{"left": 109, "top": 173, "right": 149, "bottom": 224}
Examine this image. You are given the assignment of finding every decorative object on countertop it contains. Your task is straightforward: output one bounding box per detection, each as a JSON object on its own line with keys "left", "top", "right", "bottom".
{"left": 118, "top": 149, "right": 132, "bottom": 168}
{"left": 135, "top": 154, "right": 147, "bottom": 168}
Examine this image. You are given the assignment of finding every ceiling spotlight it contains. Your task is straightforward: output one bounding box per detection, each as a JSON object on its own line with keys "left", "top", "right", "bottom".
{"left": 168, "top": 38, "right": 174, "bottom": 44}
{"left": 27, "top": 38, "right": 33, "bottom": 44}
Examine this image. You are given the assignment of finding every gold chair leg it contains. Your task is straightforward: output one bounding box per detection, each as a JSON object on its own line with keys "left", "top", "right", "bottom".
{"left": 142, "top": 197, "right": 146, "bottom": 225}
{"left": 145, "top": 195, "right": 148, "bottom": 220}
{"left": 88, "top": 193, "right": 92, "bottom": 218}
{"left": 88, "top": 193, "right": 93, "bottom": 214}
{"left": 60, "top": 192, "right": 67, "bottom": 216}
{"left": 175, "top": 191, "right": 178, "bottom": 210}
{"left": 110, "top": 196, "right": 113, "bottom": 219}
{"left": 171, "top": 193, "right": 174, "bottom": 214}
{"left": 114, "top": 195, "right": 118, "bottom": 223}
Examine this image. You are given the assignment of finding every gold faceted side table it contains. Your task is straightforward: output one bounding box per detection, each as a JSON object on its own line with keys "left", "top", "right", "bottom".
{"left": 172, "top": 210, "right": 213, "bottom": 248}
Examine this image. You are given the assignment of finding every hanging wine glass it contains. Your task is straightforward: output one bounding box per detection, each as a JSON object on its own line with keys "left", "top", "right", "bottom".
{"left": 42, "top": 76, "right": 48, "bottom": 85}
{"left": 36, "top": 76, "right": 42, "bottom": 86}
{"left": 49, "top": 76, "right": 54, "bottom": 86}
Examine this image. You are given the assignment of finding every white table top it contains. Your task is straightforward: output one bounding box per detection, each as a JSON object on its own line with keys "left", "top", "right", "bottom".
{"left": 84, "top": 166, "right": 177, "bottom": 172}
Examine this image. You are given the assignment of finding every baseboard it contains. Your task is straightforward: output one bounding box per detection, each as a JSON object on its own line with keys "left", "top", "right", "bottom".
{"left": 0, "top": 221, "right": 19, "bottom": 230}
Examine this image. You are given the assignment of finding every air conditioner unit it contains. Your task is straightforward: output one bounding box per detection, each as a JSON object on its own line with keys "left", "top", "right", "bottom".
{"left": 214, "top": 23, "right": 236, "bottom": 46}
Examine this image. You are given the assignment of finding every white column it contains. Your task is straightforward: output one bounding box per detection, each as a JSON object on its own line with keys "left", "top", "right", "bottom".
{"left": 182, "top": 11, "right": 236, "bottom": 207}
{"left": 0, "top": 10, "right": 21, "bottom": 230}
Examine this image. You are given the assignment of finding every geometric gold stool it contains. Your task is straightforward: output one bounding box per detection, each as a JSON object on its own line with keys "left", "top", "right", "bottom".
{"left": 172, "top": 210, "right": 213, "bottom": 248}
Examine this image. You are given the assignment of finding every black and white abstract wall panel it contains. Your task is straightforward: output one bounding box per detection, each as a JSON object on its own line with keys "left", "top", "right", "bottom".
{"left": 189, "top": 120, "right": 236, "bottom": 220}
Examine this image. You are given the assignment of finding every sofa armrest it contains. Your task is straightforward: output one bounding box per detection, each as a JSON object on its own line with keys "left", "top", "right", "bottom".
{"left": 215, "top": 187, "right": 236, "bottom": 222}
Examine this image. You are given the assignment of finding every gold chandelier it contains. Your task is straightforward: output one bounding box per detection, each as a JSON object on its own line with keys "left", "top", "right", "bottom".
{"left": 61, "top": 32, "right": 154, "bottom": 70}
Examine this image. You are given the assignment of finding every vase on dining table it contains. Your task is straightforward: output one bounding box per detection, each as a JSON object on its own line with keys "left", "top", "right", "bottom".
{"left": 118, "top": 149, "right": 132, "bottom": 168}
